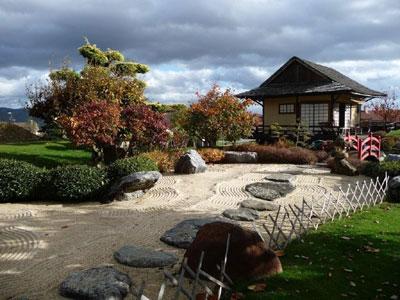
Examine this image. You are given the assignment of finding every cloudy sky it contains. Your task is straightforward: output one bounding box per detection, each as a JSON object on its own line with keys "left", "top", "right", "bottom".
{"left": 0, "top": 0, "right": 399, "bottom": 109}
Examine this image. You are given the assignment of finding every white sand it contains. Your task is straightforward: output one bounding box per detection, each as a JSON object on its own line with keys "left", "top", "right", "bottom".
{"left": 0, "top": 164, "right": 367, "bottom": 299}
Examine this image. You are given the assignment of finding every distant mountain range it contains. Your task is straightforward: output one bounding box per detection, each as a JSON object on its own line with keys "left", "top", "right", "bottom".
{"left": 0, "top": 107, "right": 43, "bottom": 125}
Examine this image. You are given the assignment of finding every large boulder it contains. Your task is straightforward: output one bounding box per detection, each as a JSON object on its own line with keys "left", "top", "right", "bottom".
{"left": 107, "top": 171, "right": 162, "bottom": 201}
{"left": 388, "top": 176, "right": 400, "bottom": 202}
{"left": 160, "top": 218, "right": 230, "bottom": 249}
{"left": 222, "top": 208, "right": 259, "bottom": 221}
{"left": 175, "top": 150, "right": 207, "bottom": 174}
{"left": 245, "top": 181, "right": 295, "bottom": 201}
{"left": 240, "top": 199, "right": 279, "bottom": 211}
{"left": 59, "top": 266, "right": 131, "bottom": 300}
{"left": 330, "top": 158, "right": 358, "bottom": 176}
{"left": 184, "top": 222, "right": 282, "bottom": 281}
{"left": 223, "top": 151, "right": 258, "bottom": 163}
{"left": 114, "top": 245, "right": 178, "bottom": 268}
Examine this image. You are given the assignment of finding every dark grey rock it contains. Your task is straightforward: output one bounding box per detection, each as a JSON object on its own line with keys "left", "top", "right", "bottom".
{"left": 240, "top": 199, "right": 279, "bottom": 211}
{"left": 107, "top": 171, "right": 162, "bottom": 201}
{"left": 114, "top": 245, "right": 178, "bottom": 268}
{"left": 59, "top": 266, "right": 131, "bottom": 300}
{"left": 245, "top": 181, "right": 295, "bottom": 200}
{"left": 388, "top": 176, "right": 400, "bottom": 202}
{"left": 264, "top": 173, "right": 296, "bottom": 184}
{"left": 175, "top": 150, "right": 207, "bottom": 174}
{"left": 223, "top": 151, "right": 258, "bottom": 163}
{"left": 387, "top": 154, "right": 400, "bottom": 161}
{"left": 222, "top": 208, "right": 259, "bottom": 221}
{"left": 160, "top": 218, "right": 230, "bottom": 248}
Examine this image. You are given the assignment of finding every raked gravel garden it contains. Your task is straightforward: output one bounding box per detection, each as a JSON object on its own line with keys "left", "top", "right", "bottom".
{"left": 0, "top": 161, "right": 366, "bottom": 299}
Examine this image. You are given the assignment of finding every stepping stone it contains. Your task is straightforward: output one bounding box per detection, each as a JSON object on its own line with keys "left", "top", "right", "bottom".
{"left": 240, "top": 199, "right": 279, "bottom": 211}
{"left": 264, "top": 173, "right": 296, "bottom": 183}
{"left": 160, "top": 218, "right": 231, "bottom": 249}
{"left": 222, "top": 208, "right": 259, "bottom": 221}
{"left": 114, "top": 245, "right": 178, "bottom": 268}
{"left": 245, "top": 181, "right": 295, "bottom": 201}
{"left": 59, "top": 266, "right": 131, "bottom": 300}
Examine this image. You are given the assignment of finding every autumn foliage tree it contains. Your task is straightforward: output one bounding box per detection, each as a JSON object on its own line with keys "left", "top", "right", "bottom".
{"left": 187, "top": 85, "right": 254, "bottom": 146}
{"left": 28, "top": 40, "right": 169, "bottom": 163}
{"left": 367, "top": 91, "right": 400, "bottom": 127}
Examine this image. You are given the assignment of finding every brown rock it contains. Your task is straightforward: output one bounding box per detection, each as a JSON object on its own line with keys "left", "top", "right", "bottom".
{"left": 331, "top": 158, "right": 358, "bottom": 176}
{"left": 184, "top": 222, "right": 282, "bottom": 281}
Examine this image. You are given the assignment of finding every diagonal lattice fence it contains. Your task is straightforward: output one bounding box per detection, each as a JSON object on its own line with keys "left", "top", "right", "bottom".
{"left": 256, "top": 173, "right": 389, "bottom": 250}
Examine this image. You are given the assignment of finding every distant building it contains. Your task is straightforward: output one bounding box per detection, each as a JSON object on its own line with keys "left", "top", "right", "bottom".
{"left": 237, "top": 56, "right": 386, "bottom": 140}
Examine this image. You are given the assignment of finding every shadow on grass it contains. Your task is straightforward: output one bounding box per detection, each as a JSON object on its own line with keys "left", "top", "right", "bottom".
{"left": 0, "top": 152, "right": 91, "bottom": 168}
{"left": 237, "top": 205, "right": 400, "bottom": 300}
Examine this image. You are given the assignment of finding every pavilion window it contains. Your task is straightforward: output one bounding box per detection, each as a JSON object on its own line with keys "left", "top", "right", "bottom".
{"left": 300, "top": 103, "right": 329, "bottom": 127}
{"left": 279, "top": 103, "right": 295, "bottom": 114}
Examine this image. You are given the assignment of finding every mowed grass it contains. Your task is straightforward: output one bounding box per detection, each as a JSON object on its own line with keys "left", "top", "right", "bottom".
{"left": 239, "top": 203, "right": 400, "bottom": 300}
{"left": 0, "top": 140, "right": 91, "bottom": 168}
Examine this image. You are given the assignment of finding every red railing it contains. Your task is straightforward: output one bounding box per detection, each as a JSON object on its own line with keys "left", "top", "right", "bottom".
{"left": 344, "top": 132, "right": 381, "bottom": 161}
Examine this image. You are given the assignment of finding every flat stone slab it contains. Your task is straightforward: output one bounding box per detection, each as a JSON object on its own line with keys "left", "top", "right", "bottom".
{"left": 59, "top": 266, "right": 131, "bottom": 300}
{"left": 224, "top": 151, "right": 258, "bottom": 163}
{"left": 264, "top": 173, "right": 296, "bottom": 183}
{"left": 240, "top": 199, "right": 279, "bottom": 211}
{"left": 160, "top": 218, "right": 231, "bottom": 249}
{"left": 114, "top": 245, "right": 178, "bottom": 268}
{"left": 222, "top": 208, "right": 259, "bottom": 221}
{"left": 245, "top": 181, "right": 295, "bottom": 201}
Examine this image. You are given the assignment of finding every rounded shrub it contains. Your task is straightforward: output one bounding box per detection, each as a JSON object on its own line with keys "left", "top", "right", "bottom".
{"left": 107, "top": 156, "right": 158, "bottom": 183}
{"left": 361, "top": 161, "right": 400, "bottom": 179}
{"left": 0, "top": 159, "right": 45, "bottom": 202}
{"left": 46, "top": 165, "right": 109, "bottom": 202}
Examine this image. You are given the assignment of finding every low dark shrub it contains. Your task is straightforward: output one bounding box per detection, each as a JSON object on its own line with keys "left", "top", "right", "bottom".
{"left": 229, "top": 143, "right": 318, "bottom": 164}
{"left": 0, "top": 159, "right": 45, "bottom": 202}
{"left": 361, "top": 161, "right": 400, "bottom": 179}
{"left": 198, "top": 148, "right": 225, "bottom": 163}
{"left": 382, "top": 136, "right": 398, "bottom": 152}
{"left": 45, "top": 165, "right": 109, "bottom": 202}
{"left": 108, "top": 156, "right": 159, "bottom": 182}
{"left": 315, "top": 150, "right": 330, "bottom": 162}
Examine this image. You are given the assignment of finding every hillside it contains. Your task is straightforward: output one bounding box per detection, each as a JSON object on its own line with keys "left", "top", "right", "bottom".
{"left": 0, "top": 107, "right": 43, "bottom": 125}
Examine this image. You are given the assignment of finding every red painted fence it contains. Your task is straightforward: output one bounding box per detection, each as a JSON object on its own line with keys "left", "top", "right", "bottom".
{"left": 344, "top": 132, "right": 381, "bottom": 161}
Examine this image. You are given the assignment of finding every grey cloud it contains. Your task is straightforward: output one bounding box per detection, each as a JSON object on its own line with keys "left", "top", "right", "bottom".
{"left": 0, "top": 0, "right": 399, "bottom": 107}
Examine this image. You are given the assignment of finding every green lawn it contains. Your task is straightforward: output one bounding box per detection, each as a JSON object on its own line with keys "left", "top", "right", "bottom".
{"left": 387, "top": 129, "right": 400, "bottom": 138}
{"left": 0, "top": 140, "right": 91, "bottom": 168}
{"left": 239, "top": 203, "right": 400, "bottom": 300}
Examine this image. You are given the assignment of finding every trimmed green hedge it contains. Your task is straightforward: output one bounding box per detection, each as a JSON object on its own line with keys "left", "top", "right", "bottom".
{"left": 45, "top": 165, "right": 109, "bottom": 202}
{"left": 0, "top": 156, "right": 159, "bottom": 203}
{"left": 107, "top": 156, "right": 158, "bottom": 183}
{"left": 0, "top": 159, "right": 45, "bottom": 202}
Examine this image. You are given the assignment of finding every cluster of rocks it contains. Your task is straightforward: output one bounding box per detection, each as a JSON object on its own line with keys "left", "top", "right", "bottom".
{"left": 219, "top": 173, "right": 296, "bottom": 222}
{"left": 60, "top": 218, "right": 283, "bottom": 299}
{"left": 160, "top": 219, "right": 282, "bottom": 280}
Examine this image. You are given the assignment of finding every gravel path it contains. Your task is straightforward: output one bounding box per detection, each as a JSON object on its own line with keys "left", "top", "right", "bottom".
{"left": 0, "top": 164, "right": 367, "bottom": 299}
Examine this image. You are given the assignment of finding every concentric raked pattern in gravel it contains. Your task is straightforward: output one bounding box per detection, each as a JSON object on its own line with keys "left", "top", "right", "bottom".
{"left": 0, "top": 164, "right": 367, "bottom": 299}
